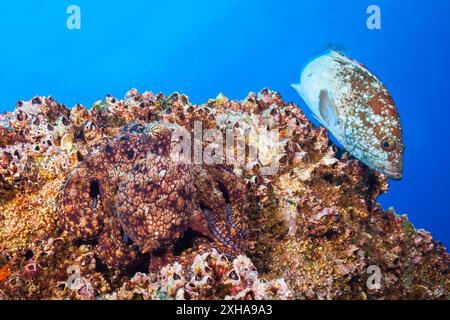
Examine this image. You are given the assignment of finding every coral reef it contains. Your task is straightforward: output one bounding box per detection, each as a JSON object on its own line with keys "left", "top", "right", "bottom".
{"left": 0, "top": 89, "right": 448, "bottom": 300}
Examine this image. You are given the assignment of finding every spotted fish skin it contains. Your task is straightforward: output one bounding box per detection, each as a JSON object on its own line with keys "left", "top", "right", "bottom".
{"left": 292, "top": 50, "right": 404, "bottom": 179}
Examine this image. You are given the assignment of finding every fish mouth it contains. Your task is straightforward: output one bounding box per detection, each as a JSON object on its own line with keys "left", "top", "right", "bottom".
{"left": 342, "top": 144, "right": 404, "bottom": 180}
{"left": 387, "top": 171, "right": 402, "bottom": 180}
{"left": 352, "top": 148, "right": 403, "bottom": 180}
{"left": 373, "top": 165, "right": 402, "bottom": 180}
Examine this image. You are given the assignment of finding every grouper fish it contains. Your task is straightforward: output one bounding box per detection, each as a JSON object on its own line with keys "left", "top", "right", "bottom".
{"left": 292, "top": 50, "right": 404, "bottom": 179}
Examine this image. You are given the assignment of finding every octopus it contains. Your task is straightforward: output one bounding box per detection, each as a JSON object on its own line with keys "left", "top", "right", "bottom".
{"left": 56, "top": 122, "right": 248, "bottom": 269}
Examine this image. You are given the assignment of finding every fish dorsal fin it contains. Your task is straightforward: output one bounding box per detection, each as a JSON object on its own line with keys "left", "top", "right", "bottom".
{"left": 319, "top": 89, "right": 340, "bottom": 129}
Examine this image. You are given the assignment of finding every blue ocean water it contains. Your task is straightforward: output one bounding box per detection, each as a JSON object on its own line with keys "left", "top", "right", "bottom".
{"left": 0, "top": 1, "right": 448, "bottom": 247}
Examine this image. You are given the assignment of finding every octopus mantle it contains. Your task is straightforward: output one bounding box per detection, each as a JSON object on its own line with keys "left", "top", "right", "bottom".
{"left": 57, "top": 122, "right": 248, "bottom": 268}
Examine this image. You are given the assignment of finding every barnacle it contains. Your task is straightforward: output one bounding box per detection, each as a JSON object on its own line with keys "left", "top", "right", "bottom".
{"left": 0, "top": 89, "right": 448, "bottom": 300}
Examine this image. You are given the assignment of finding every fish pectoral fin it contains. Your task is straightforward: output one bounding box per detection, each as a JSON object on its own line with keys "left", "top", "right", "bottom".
{"left": 291, "top": 83, "right": 302, "bottom": 95}
{"left": 319, "top": 89, "right": 340, "bottom": 129}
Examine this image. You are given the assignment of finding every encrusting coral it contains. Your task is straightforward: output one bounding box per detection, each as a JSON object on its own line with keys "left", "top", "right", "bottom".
{"left": 0, "top": 89, "right": 448, "bottom": 300}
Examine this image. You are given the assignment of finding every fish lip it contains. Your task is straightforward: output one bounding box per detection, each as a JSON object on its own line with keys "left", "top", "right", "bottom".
{"left": 374, "top": 166, "right": 402, "bottom": 180}
{"left": 352, "top": 149, "right": 403, "bottom": 180}
{"left": 388, "top": 171, "right": 403, "bottom": 180}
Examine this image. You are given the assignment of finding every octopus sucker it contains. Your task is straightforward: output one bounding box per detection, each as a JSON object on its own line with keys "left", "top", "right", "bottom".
{"left": 193, "top": 165, "right": 249, "bottom": 251}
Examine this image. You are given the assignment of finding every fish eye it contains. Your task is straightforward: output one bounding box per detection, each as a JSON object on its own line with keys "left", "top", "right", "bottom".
{"left": 381, "top": 138, "right": 396, "bottom": 151}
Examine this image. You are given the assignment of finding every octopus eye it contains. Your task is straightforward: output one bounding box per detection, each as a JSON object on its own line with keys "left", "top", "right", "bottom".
{"left": 89, "top": 180, "right": 100, "bottom": 199}
{"left": 126, "top": 149, "right": 135, "bottom": 160}
{"left": 381, "top": 138, "right": 396, "bottom": 152}
{"left": 89, "top": 180, "right": 100, "bottom": 209}
{"left": 105, "top": 144, "right": 113, "bottom": 154}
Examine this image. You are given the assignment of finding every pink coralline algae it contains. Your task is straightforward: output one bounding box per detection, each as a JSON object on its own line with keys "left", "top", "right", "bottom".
{"left": 0, "top": 88, "right": 448, "bottom": 300}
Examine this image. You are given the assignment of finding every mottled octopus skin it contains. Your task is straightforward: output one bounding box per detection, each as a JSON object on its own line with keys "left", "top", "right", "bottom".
{"left": 95, "top": 217, "right": 140, "bottom": 269}
{"left": 56, "top": 122, "right": 248, "bottom": 268}
{"left": 116, "top": 152, "right": 194, "bottom": 253}
{"left": 193, "top": 166, "right": 248, "bottom": 252}
{"left": 56, "top": 155, "right": 113, "bottom": 240}
{"left": 56, "top": 132, "right": 153, "bottom": 241}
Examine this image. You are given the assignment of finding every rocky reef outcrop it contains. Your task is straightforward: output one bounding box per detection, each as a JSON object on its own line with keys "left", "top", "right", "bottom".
{"left": 0, "top": 89, "right": 448, "bottom": 299}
